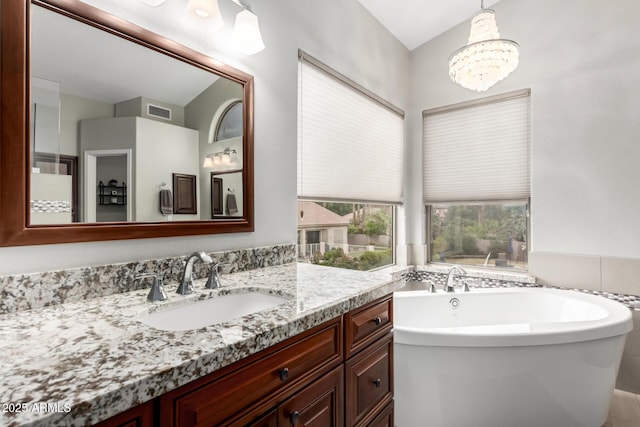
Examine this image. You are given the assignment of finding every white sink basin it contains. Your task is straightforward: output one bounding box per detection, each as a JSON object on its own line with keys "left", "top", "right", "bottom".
{"left": 139, "top": 291, "right": 290, "bottom": 331}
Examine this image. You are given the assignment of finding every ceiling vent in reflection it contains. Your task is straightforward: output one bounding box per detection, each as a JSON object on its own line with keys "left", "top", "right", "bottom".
{"left": 147, "top": 103, "right": 172, "bottom": 121}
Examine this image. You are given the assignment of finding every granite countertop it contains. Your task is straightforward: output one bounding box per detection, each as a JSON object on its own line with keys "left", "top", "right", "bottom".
{"left": 0, "top": 262, "right": 404, "bottom": 427}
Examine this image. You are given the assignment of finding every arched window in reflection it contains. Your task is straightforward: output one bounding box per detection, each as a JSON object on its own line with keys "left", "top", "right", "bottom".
{"left": 214, "top": 100, "right": 242, "bottom": 141}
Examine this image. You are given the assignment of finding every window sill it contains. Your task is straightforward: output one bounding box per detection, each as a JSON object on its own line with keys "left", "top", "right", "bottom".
{"left": 416, "top": 263, "right": 536, "bottom": 284}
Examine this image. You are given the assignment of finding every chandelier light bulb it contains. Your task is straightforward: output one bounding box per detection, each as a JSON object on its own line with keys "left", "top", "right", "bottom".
{"left": 448, "top": 8, "right": 519, "bottom": 92}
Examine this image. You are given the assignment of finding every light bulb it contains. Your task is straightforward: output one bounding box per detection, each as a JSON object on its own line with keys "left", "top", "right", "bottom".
{"left": 137, "top": 0, "right": 166, "bottom": 6}
{"left": 187, "top": 0, "right": 224, "bottom": 33}
{"left": 232, "top": 9, "right": 265, "bottom": 55}
{"left": 229, "top": 150, "right": 239, "bottom": 164}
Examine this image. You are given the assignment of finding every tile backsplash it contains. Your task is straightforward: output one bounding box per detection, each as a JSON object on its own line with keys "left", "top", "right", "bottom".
{"left": 0, "top": 244, "right": 296, "bottom": 314}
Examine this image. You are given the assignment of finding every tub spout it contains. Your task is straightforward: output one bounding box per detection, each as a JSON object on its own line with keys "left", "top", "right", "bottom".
{"left": 445, "top": 265, "right": 467, "bottom": 292}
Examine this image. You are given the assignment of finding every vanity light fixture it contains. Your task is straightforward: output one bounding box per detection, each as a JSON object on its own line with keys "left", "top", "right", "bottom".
{"left": 190, "top": 0, "right": 265, "bottom": 54}
{"left": 448, "top": 0, "right": 519, "bottom": 92}
{"left": 231, "top": 5, "right": 265, "bottom": 55}
{"left": 138, "top": 0, "right": 265, "bottom": 54}
{"left": 203, "top": 148, "right": 239, "bottom": 168}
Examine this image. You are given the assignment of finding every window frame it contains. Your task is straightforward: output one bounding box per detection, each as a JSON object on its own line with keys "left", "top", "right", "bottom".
{"left": 425, "top": 199, "right": 530, "bottom": 271}
{"left": 296, "top": 200, "right": 397, "bottom": 271}
{"left": 296, "top": 50, "right": 404, "bottom": 270}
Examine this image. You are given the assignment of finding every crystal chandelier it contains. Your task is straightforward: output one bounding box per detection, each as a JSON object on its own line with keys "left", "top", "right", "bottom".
{"left": 448, "top": 1, "right": 519, "bottom": 92}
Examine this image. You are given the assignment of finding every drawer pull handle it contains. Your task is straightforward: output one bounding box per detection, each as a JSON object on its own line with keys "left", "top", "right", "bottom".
{"left": 374, "top": 378, "right": 382, "bottom": 388}
{"left": 279, "top": 367, "right": 290, "bottom": 381}
{"left": 290, "top": 410, "right": 300, "bottom": 425}
{"left": 373, "top": 316, "right": 382, "bottom": 326}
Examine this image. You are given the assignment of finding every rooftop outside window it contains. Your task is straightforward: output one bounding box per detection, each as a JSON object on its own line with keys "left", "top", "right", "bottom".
{"left": 297, "top": 201, "right": 394, "bottom": 271}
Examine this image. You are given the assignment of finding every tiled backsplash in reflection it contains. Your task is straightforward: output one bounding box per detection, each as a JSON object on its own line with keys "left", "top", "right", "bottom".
{"left": 0, "top": 244, "right": 296, "bottom": 314}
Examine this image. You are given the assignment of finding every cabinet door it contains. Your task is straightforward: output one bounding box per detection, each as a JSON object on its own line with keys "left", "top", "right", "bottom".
{"left": 278, "top": 366, "right": 344, "bottom": 427}
{"left": 345, "top": 334, "right": 393, "bottom": 426}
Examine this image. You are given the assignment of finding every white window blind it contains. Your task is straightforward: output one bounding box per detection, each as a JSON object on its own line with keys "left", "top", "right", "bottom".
{"left": 298, "top": 51, "right": 405, "bottom": 203}
{"left": 423, "top": 89, "right": 530, "bottom": 203}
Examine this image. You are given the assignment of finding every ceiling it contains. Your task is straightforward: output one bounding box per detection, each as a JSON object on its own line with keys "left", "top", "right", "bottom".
{"left": 358, "top": 0, "right": 501, "bottom": 51}
{"left": 30, "top": 1, "right": 504, "bottom": 104}
{"left": 31, "top": 4, "right": 219, "bottom": 107}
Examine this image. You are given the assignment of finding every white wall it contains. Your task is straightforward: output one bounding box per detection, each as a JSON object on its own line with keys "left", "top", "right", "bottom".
{"left": 135, "top": 117, "right": 200, "bottom": 221}
{"left": 0, "top": 0, "right": 409, "bottom": 275}
{"left": 60, "top": 93, "right": 113, "bottom": 157}
{"left": 407, "top": 0, "right": 640, "bottom": 261}
{"left": 183, "top": 78, "right": 243, "bottom": 219}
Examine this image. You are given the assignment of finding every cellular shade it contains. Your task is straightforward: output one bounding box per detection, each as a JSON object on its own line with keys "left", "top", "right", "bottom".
{"left": 423, "top": 89, "right": 530, "bottom": 203}
{"left": 298, "top": 52, "right": 405, "bottom": 203}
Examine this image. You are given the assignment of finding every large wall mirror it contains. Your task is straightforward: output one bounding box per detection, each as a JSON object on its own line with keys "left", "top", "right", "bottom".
{"left": 0, "top": 0, "right": 254, "bottom": 246}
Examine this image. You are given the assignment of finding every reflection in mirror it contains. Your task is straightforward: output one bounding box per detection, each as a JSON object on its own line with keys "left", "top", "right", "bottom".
{"left": 211, "top": 171, "right": 244, "bottom": 218}
{"left": 29, "top": 2, "right": 244, "bottom": 225}
{"left": 215, "top": 101, "right": 243, "bottom": 141}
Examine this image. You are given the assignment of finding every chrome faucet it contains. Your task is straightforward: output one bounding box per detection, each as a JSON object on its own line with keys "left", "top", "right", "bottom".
{"left": 445, "top": 265, "right": 468, "bottom": 293}
{"left": 177, "top": 251, "right": 213, "bottom": 295}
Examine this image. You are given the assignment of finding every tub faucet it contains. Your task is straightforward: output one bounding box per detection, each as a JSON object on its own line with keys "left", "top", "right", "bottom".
{"left": 177, "top": 251, "right": 213, "bottom": 295}
{"left": 445, "top": 265, "right": 467, "bottom": 293}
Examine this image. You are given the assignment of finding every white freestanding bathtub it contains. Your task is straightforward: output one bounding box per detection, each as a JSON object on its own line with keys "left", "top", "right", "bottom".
{"left": 393, "top": 287, "right": 633, "bottom": 427}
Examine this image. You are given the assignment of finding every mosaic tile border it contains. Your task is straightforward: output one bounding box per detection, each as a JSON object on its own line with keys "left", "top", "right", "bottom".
{"left": 30, "top": 199, "right": 71, "bottom": 213}
{"left": 403, "top": 270, "right": 640, "bottom": 311}
{"left": 0, "top": 244, "right": 296, "bottom": 315}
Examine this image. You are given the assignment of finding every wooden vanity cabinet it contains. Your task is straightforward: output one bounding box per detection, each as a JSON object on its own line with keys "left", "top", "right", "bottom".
{"left": 96, "top": 295, "right": 394, "bottom": 427}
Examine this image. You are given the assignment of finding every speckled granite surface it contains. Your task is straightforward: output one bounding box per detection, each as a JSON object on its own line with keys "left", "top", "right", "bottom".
{"left": 0, "top": 262, "right": 404, "bottom": 427}
{"left": 0, "top": 244, "right": 296, "bottom": 314}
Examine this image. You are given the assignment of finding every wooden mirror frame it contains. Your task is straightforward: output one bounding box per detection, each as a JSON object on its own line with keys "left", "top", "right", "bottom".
{"left": 0, "top": 0, "right": 254, "bottom": 246}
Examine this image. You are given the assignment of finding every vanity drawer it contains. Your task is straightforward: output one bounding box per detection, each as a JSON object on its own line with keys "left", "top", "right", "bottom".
{"left": 345, "top": 333, "right": 393, "bottom": 427}
{"left": 277, "top": 365, "right": 344, "bottom": 427}
{"left": 365, "top": 401, "right": 393, "bottom": 427}
{"left": 168, "top": 318, "right": 343, "bottom": 427}
{"left": 344, "top": 296, "right": 392, "bottom": 358}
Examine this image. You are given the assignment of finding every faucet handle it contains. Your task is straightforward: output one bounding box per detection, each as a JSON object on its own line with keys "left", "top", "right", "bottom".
{"left": 425, "top": 279, "right": 437, "bottom": 293}
{"left": 135, "top": 273, "right": 168, "bottom": 302}
{"left": 205, "top": 262, "right": 229, "bottom": 289}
